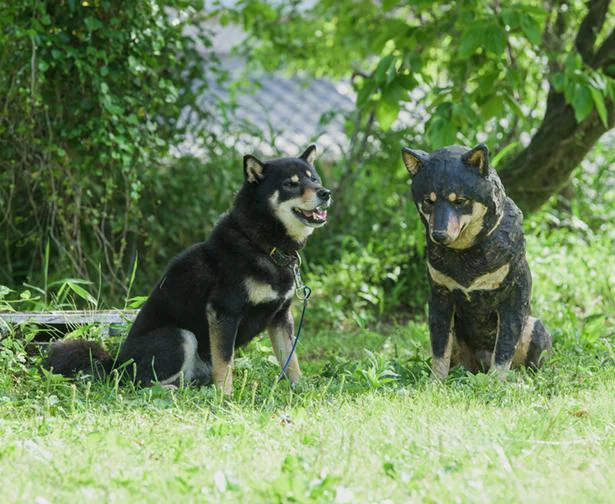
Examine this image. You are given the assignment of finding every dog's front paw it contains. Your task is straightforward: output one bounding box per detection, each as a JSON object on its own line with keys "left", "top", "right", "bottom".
{"left": 215, "top": 381, "right": 233, "bottom": 396}
{"left": 289, "top": 370, "right": 302, "bottom": 386}
{"left": 213, "top": 375, "right": 233, "bottom": 396}
{"left": 432, "top": 357, "right": 451, "bottom": 379}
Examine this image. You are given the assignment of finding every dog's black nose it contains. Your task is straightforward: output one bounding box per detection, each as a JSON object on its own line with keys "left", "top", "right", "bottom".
{"left": 432, "top": 230, "right": 450, "bottom": 243}
{"left": 317, "top": 188, "right": 331, "bottom": 201}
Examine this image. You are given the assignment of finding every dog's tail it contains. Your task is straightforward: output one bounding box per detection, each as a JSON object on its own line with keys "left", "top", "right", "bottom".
{"left": 43, "top": 339, "right": 113, "bottom": 378}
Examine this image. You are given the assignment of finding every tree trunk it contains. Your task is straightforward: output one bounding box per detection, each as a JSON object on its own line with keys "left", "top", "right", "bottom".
{"left": 499, "top": 88, "right": 614, "bottom": 213}
{"left": 500, "top": 0, "right": 614, "bottom": 214}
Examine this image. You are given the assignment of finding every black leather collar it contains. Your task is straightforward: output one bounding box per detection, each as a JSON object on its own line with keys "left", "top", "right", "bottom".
{"left": 268, "top": 247, "right": 299, "bottom": 268}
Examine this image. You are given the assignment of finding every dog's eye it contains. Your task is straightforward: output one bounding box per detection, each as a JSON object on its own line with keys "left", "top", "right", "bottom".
{"left": 284, "top": 179, "right": 299, "bottom": 188}
{"left": 423, "top": 198, "right": 434, "bottom": 205}
{"left": 454, "top": 198, "right": 470, "bottom": 206}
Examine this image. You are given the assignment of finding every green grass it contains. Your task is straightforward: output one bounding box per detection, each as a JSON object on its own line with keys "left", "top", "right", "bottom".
{"left": 0, "top": 226, "right": 613, "bottom": 503}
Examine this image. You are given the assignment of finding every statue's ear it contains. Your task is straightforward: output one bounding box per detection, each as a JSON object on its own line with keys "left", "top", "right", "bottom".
{"left": 401, "top": 147, "right": 429, "bottom": 177}
{"left": 462, "top": 144, "right": 489, "bottom": 175}
{"left": 243, "top": 155, "right": 265, "bottom": 183}
{"left": 299, "top": 144, "right": 317, "bottom": 165}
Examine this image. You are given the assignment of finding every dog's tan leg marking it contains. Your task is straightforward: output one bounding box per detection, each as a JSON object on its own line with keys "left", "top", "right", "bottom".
{"left": 207, "top": 306, "right": 233, "bottom": 395}
{"left": 511, "top": 317, "right": 536, "bottom": 368}
{"left": 490, "top": 312, "right": 512, "bottom": 374}
{"left": 268, "top": 310, "right": 301, "bottom": 384}
{"left": 433, "top": 316, "right": 454, "bottom": 378}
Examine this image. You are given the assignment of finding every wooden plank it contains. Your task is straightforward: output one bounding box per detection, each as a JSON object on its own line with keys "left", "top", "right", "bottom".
{"left": 0, "top": 310, "right": 139, "bottom": 326}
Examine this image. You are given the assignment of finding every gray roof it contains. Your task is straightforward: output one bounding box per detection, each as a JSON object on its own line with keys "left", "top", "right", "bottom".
{"left": 176, "top": 23, "right": 355, "bottom": 160}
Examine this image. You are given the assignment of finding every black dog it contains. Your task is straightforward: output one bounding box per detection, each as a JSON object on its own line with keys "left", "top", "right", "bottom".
{"left": 45, "top": 145, "right": 331, "bottom": 394}
{"left": 401, "top": 144, "right": 551, "bottom": 377}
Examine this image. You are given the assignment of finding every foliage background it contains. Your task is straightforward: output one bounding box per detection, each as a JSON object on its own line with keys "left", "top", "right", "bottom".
{"left": 0, "top": 0, "right": 613, "bottom": 328}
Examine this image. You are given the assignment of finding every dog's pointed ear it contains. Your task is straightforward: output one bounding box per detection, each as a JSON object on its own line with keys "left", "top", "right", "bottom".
{"left": 243, "top": 155, "right": 265, "bottom": 183}
{"left": 462, "top": 144, "right": 489, "bottom": 175}
{"left": 401, "top": 147, "right": 428, "bottom": 177}
{"left": 299, "top": 144, "right": 317, "bottom": 165}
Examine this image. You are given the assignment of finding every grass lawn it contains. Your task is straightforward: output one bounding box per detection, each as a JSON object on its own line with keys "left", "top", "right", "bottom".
{"left": 0, "top": 233, "right": 613, "bottom": 503}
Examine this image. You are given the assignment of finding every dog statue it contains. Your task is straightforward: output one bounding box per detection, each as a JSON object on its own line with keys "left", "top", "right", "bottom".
{"left": 401, "top": 144, "right": 552, "bottom": 377}
{"left": 45, "top": 145, "right": 331, "bottom": 394}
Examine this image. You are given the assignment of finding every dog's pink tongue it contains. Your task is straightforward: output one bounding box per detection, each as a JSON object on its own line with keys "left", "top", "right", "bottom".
{"left": 314, "top": 209, "right": 328, "bottom": 220}
{"left": 302, "top": 210, "right": 314, "bottom": 217}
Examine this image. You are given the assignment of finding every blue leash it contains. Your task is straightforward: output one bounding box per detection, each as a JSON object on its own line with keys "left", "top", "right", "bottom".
{"left": 278, "top": 269, "right": 312, "bottom": 382}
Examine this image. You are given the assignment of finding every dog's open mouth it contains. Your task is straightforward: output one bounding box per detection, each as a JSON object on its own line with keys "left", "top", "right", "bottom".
{"left": 292, "top": 205, "right": 328, "bottom": 226}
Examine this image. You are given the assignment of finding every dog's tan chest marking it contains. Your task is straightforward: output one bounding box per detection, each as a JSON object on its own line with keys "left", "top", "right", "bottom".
{"left": 245, "top": 277, "right": 292, "bottom": 304}
{"left": 427, "top": 262, "right": 510, "bottom": 298}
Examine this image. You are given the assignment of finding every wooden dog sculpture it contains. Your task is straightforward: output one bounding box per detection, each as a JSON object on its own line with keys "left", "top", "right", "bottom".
{"left": 401, "top": 144, "right": 552, "bottom": 377}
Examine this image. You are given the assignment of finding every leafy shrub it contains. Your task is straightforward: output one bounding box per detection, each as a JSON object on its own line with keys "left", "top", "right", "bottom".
{"left": 0, "top": 0, "right": 216, "bottom": 297}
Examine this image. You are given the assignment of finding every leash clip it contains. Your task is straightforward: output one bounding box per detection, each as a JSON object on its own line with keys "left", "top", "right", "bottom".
{"left": 293, "top": 263, "right": 311, "bottom": 300}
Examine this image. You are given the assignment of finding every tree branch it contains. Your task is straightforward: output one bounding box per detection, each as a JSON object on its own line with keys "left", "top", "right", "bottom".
{"left": 591, "top": 28, "right": 615, "bottom": 74}
{"left": 543, "top": 1, "right": 569, "bottom": 73}
{"left": 574, "top": 0, "right": 610, "bottom": 63}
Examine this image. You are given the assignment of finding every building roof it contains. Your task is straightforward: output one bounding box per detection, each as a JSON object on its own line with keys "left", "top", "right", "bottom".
{"left": 177, "top": 23, "right": 355, "bottom": 160}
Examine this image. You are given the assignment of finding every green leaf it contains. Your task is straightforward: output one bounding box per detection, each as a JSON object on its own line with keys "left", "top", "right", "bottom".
{"left": 520, "top": 15, "right": 541, "bottom": 45}
{"left": 356, "top": 78, "right": 378, "bottom": 109}
{"left": 501, "top": 8, "right": 520, "bottom": 30}
{"left": 376, "top": 99, "right": 400, "bottom": 130}
{"left": 84, "top": 17, "right": 104, "bottom": 31}
{"left": 397, "top": 73, "right": 417, "bottom": 90}
{"left": 589, "top": 87, "right": 608, "bottom": 127}
{"left": 564, "top": 53, "right": 581, "bottom": 72}
{"left": 480, "top": 95, "right": 503, "bottom": 120}
{"left": 485, "top": 23, "right": 506, "bottom": 56}
{"left": 551, "top": 73, "right": 565, "bottom": 92}
{"left": 564, "top": 80, "right": 576, "bottom": 105}
{"left": 491, "top": 141, "right": 519, "bottom": 168}
{"left": 503, "top": 93, "right": 524, "bottom": 117}
{"left": 428, "top": 116, "right": 457, "bottom": 148}
{"left": 458, "top": 25, "right": 483, "bottom": 59}
{"left": 67, "top": 282, "right": 98, "bottom": 307}
{"left": 373, "top": 54, "right": 396, "bottom": 84}
{"left": 572, "top": 85, "right": 593, "bottom": 123}
{"left": 382, "top": 80, "right": 406, "bottom": 105}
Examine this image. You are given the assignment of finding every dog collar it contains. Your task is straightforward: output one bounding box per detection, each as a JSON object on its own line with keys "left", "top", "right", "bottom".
{"left": 268, "top": 247, "right": 299, "bottom": 268}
